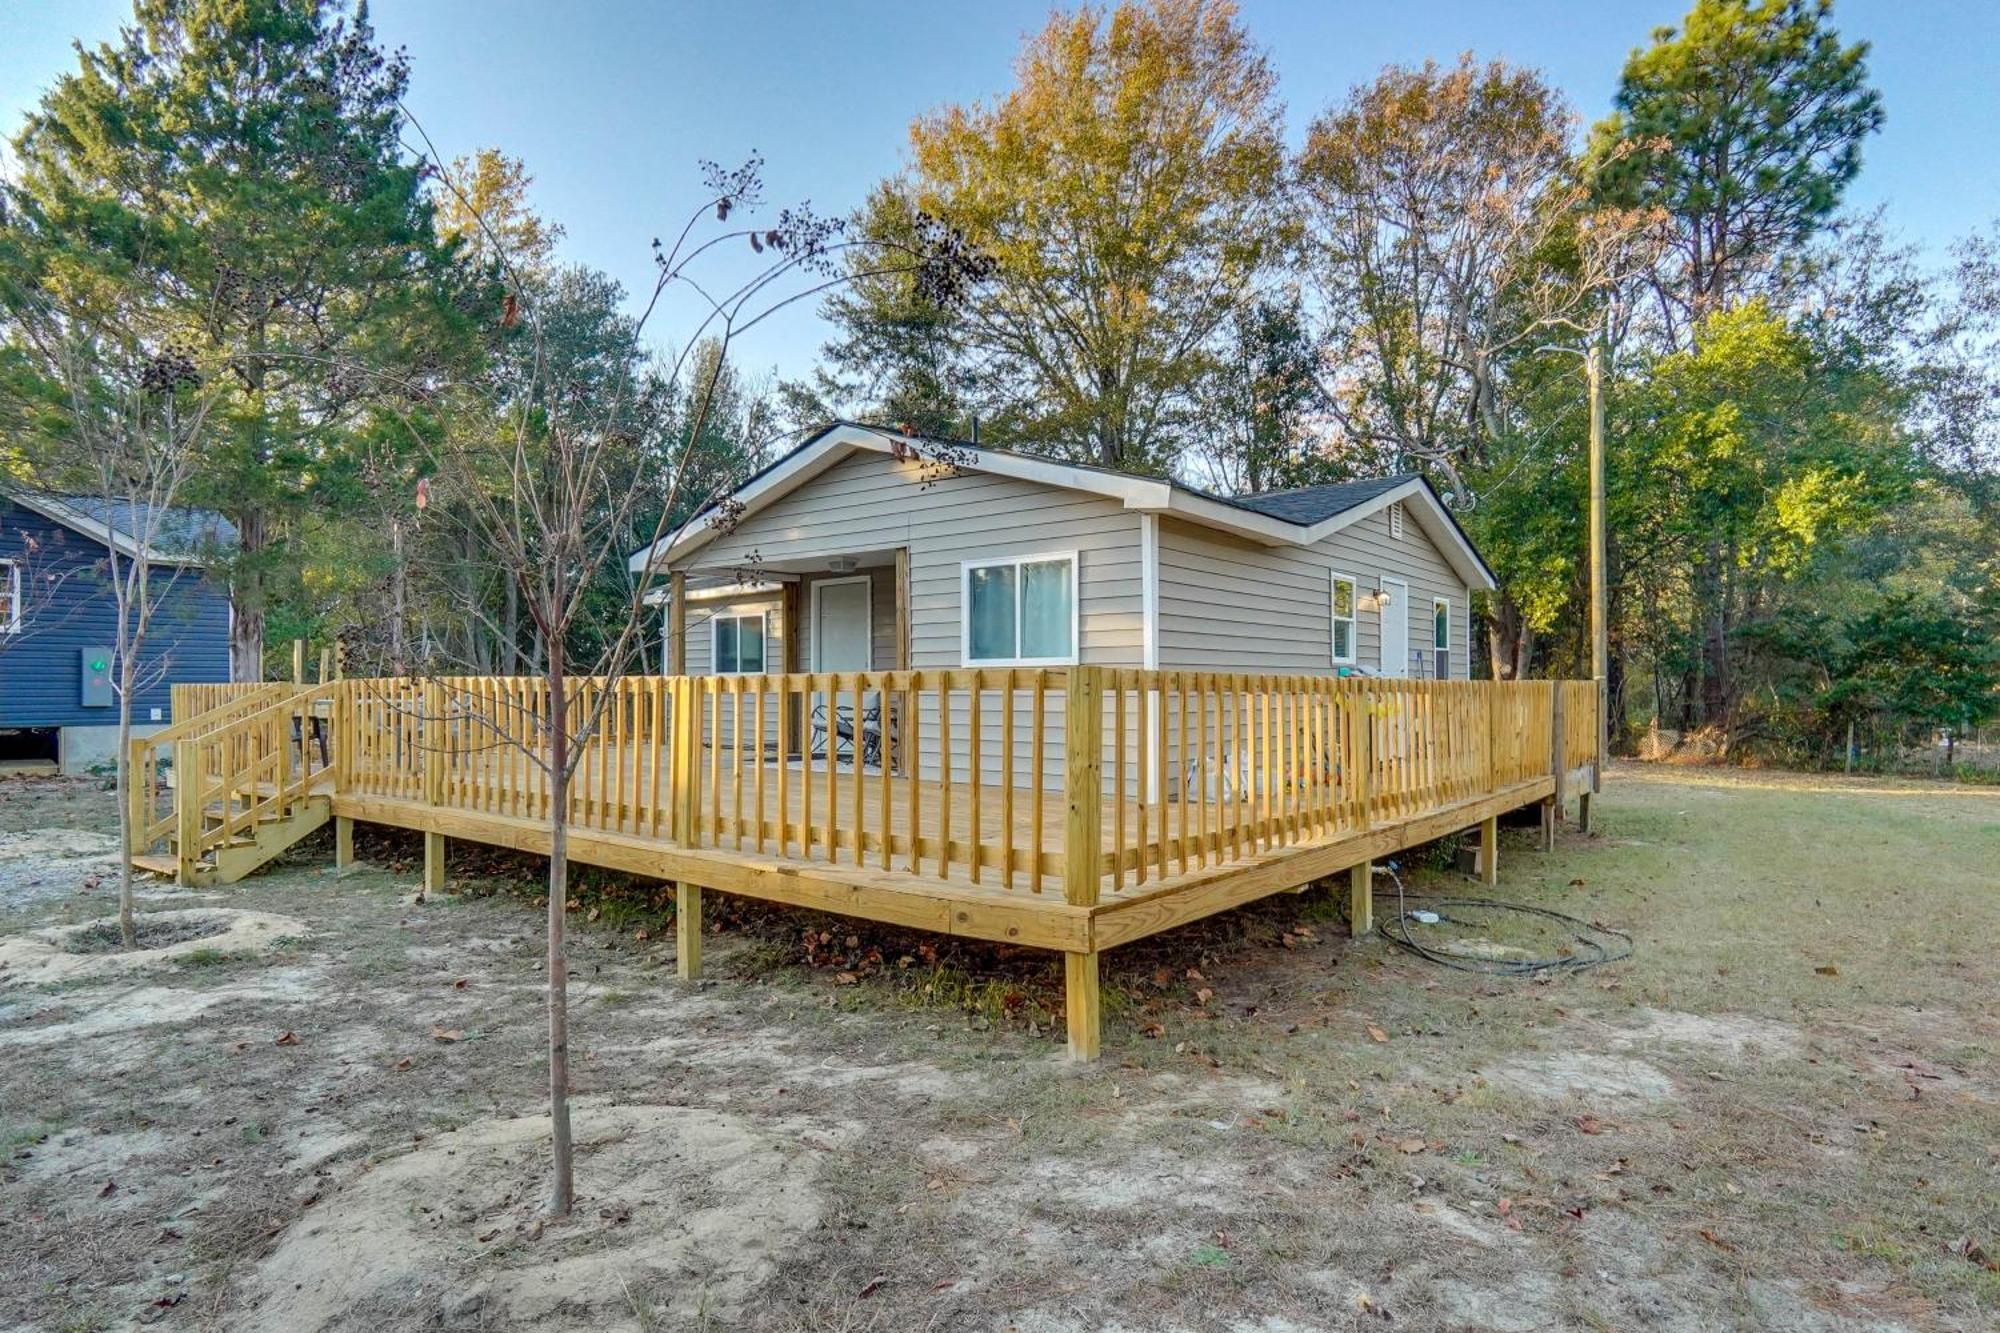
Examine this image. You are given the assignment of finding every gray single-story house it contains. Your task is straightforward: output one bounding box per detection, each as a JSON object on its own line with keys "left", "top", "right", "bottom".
{"left": 0, "top": 493, "right": 232, "bottom": 773}
{"left": 630, "top": 422, "right": 1495, "bottom": 691}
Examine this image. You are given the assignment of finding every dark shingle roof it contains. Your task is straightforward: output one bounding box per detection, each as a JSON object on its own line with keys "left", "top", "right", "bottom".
{"left": 52, "top": 497, "right": 238, "bottom": 558}
{"left": 1227, "top": 474, "right": 1419, "bottom": 525}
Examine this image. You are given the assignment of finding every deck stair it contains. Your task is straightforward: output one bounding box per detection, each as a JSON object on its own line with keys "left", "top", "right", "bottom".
{"left": 128, "top": 681, "right": 341, "bottom": 885}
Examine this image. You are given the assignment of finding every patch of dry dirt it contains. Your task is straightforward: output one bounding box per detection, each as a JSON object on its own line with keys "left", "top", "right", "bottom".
{"left": 240, "top": 1098, "right": 841, "bottom": 1332}
{"left": 0, "top": 907, "right": 307, "bottom": 983}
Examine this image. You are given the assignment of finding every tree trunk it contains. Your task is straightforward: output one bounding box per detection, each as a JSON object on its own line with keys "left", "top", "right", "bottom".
{"left": 390, "top": 518, "right": 408, "bottom": 675}
{"left": 544, "top": 637, "right": 574, "bottom": 1216}
{"left": 503, "top": 578, "right": 520, "bottom": 673}
{"left": 116, "top": 663, "right": 137, "bottom": 949}
{"left": 230, "top": 509, "right": 268, "bottom": 682}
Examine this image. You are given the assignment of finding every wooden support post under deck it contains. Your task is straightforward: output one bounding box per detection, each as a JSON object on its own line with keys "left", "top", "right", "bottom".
{"left": 1539, "top": 798, "right": 1556, "bottom": 852}
{"left": 1348, "top": 860, "right": 1373, "bottom": 937}
{"left": 423, "top": 830, "right": 446, "bottom": 892}
{"left": 675, "top": 881, "right": 703, "bottom": 979}
{"left": 335, "top": 815, "right": 355, "bottom": 868}
{"left": 1549, "top": 681, "right": 1567, "bottom": 824}
{"left": 1064, "top": 951, "right": 1101, "bottom": 1062}
{"left": 1578, "top": 792, "right": 1595, "bottom": 836}
{"left": 1480, "top": 815, "right": 1499, "bottom": 887}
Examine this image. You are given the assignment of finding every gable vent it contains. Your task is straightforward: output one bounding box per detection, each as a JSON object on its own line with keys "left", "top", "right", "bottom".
{"left": 1389, "top": 503, "right": 1404, "bottom": 539}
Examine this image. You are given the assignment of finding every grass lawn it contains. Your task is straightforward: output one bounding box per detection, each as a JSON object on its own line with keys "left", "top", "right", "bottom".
{"left": 0, "top": 762, "right": 1994, "bottom": 1331}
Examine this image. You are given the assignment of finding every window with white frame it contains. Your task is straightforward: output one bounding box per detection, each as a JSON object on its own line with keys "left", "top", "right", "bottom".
{"left": 0, "top": 559, "right": 18, "bottom": 634}
{"left": 1433, "top": 597, "right": 1450, "bottom": 679}
{"left": 962, "top": 553, "right": 1076, "bottom": 665}
{"left": 711, "top": 610, "right": 767, "bottom": 674}
{"left": 1330, "top": 572, "right": 1358, "bottom": 665}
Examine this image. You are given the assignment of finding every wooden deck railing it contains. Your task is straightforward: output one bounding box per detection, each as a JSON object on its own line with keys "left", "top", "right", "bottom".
{"left": 132, "top": 682, "right": 340, "bottom": 875}
{"left": 169, "top": 680, "right": 289, "bottom": 723}
{"left": 1086, "top": 675, "right": 1575, "bottom": 900}
{"left": 151, "top": 671, "right": 1600, "bottom": 906}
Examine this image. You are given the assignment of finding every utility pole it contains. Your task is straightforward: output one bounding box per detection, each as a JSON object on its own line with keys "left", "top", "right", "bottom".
{"left": 1586, "top": 340, "right": 1608, "bottom": 800}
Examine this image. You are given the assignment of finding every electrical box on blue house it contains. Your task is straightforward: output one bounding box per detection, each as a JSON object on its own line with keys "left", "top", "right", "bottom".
{"left": 80, "top": 648, "right": 114, "bottom": 707}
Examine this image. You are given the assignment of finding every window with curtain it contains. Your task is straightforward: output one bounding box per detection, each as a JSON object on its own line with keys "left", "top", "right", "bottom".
{"left": 1330, "top": 573, "right": 1357, "bottom": 664}
{"left": 712, "top": 611, "right": 766, "bottom": 674}
{"left": 0, "top": 560, "right": 18, "bottom": 633}
{"left": 1433, "top": 598, "right": 1450, "bottom": 679}
{"left": 963, "top": 554, "right": 1076, "bottom": 664}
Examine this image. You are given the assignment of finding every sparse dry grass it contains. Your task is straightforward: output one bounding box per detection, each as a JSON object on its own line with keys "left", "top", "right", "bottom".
{"left": 0, "top": 764, "right": 1994, "bottom": 1331}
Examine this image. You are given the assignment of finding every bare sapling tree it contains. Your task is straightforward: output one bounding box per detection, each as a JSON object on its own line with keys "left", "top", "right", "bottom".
{"left": 3, "top": 296, "right": 227, "bottom": 946}
{"left": 394, "top": 134, "right": 989, "bottom": 1216}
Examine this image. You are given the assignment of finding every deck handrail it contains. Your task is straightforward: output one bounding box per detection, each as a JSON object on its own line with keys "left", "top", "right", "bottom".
{"left": 142, "top": 669, "right": 1601, "bottom": 905}
{"left": 130, "top": 681, "right": 341, "bottom": 868}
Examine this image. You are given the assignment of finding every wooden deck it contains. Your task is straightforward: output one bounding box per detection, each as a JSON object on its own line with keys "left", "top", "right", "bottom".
{"left": 136, "top": 668, "right": 1604, "bottom": 1058}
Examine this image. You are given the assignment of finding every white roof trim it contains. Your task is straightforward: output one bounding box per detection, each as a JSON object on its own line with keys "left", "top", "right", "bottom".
{"left": 628, "top": 423, "right": 1495, "bottom": 591}
{"left": 6, "top": 492, "right": 213, "bottom": 567}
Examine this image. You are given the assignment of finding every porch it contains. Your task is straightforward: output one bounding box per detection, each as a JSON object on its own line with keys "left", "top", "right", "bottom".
{"left": 134, "top": 669, "right": 1603, "bottom": 1059}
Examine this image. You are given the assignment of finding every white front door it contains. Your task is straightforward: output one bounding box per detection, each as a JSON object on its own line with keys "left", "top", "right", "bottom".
{"left": 1379, "top": 577, "right": 1409, "bottom": 677}
{"left": 811, "top": 577, "right": 871, "bottom": 673}
{"left": 810, "top": 576, "right": 872, "bottom": 764}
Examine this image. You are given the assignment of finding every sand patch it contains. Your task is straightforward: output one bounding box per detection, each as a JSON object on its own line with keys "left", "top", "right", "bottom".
{"left": 0, "top": 908, "right": 305, "bottom": 983}
{"left": 1599, "top": 1008, "right": 1803, "bottom": 1061}
{"left": 238, "top": 1099, "right": 834, "bottom": 1332}
{"left": 0, "top": 965, "right": 326, "bottom": 1048}
{"left": 1485, "top": 1051, "right": 1677, "bottom": 1102}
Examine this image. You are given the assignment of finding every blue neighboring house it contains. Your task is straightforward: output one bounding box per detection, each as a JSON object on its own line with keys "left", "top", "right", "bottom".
{"left": 0, "top": 493, "right": 233, "bottom": 772}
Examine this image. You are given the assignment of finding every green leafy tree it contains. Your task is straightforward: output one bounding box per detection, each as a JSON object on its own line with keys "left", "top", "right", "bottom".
{"left": 820, "top": 0, "right": 1291, "bottom": 473}
{"left": 1617, "top": 301, "right": 1910, "bottom": 739}
{"left": 9, "top": 0, "right": 477, "bottom": 680}
{"left": 1590, "top": 0, "right": 1883, "bottom": 338}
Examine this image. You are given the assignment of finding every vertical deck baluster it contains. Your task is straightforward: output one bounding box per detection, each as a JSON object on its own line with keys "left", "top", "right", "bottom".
{"left": 1030, "top": 672, "right": 1045, "bottom": 893}
{"left": 936, "top": 670, "right": 952, "bottom": 879}
{"left": 1112, "top": 678, "right": 1126, "bottom": 892}
{"left": 967, "top": 671, "right": 982, "bottom": 885}
{"left": 1002, "top": 674, "right": 1016, "bottom": 890}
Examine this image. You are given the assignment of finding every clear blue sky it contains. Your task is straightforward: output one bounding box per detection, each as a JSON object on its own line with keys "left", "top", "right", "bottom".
{"left": 5, "top": 0, "right": 1997, "bottom": 383}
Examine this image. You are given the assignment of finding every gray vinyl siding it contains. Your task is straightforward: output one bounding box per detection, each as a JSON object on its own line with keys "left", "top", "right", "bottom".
{"left": 673, "top": 450, "right": 1145, "bottom": 785}
{"left": 1157, "top": 504, "right": 1471, "bottom": 679}
{"left": 682, "top": 448, "right": 1144, "bottom": 668}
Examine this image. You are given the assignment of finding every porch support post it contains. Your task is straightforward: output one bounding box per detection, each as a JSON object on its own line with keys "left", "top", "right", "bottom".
{"left": 1064, "top": 950, "right": 1101, "bottom": 1062}
{"left": 335, "top": 816, "right": 355, "bottom": 867}
{"left": 1063, "top": 666, "right": 1104, "bottom": 908}
{"left": 174, "top": 739, "right": 200, "bottom": 886}
{"left": 1549, "top": 681, "right": 1567, "bottom": 823}
{"left": 423, "top": 830, "right": 446, "bottom": 893}
{"left": 1538, "top": 798, "right": 1556, "bottom": 852}
{"left": 894, "top": 546, "right": 911, "bottom": 774}
{"left": 675, "top": 881, "right": 703, "bottom": 980}
{"left": 1348, "top": 860, "right": 1373, "bottom": 937}
{"left": 668, "top": 569, "right": 687, "bottom": 676}
{"left": 1579, "top": 792, "right": 1595, "bottom": 836}
{"left": 1480, "top": 815, "right": 1499, "bottom": 887}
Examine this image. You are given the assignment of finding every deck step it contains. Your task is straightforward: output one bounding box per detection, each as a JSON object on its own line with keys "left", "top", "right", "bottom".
{"left": 130, "top": 852, "right": 180, "bottom": 877}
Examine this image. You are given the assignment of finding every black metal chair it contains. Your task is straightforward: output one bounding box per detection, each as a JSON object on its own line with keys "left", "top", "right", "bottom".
{"left": 809, "top": 698, "right": 884, "bottom": 769}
